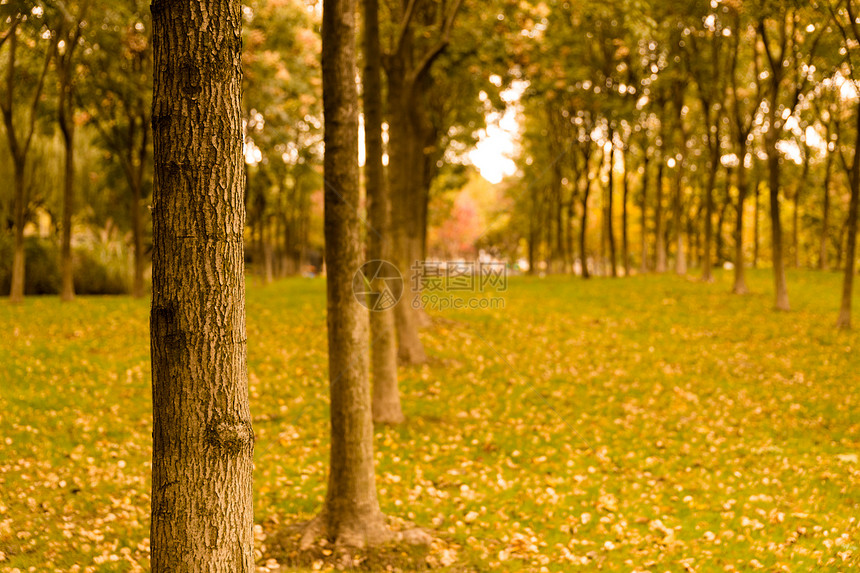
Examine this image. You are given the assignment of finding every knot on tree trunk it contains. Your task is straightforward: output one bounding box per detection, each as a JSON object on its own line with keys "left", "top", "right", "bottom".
{"left": 206, "top": 417, "right": 255, "bottom": 455}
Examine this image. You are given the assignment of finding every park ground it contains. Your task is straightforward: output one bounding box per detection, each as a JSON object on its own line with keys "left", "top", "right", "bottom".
{"left": 0, "top": 269, "right": 859, "bottom": 572}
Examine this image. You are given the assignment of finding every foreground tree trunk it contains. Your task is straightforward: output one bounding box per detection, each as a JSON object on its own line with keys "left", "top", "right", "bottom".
{"left": 300, "top": 0, "right": 388, "bottom": 547}
{"left": 363, "top": 0, "right": 403, "bottom": 424}
{"left": 150, "top": 2, "right": 255, "bottom": 571}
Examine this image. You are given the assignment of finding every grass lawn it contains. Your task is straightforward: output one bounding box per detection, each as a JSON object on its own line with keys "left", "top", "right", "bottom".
{"left": 1, "top": 268, "right": 859, "bottom": 572}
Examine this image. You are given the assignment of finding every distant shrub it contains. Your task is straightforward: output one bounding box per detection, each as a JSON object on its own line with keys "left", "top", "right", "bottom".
{"left": 0, "top": 233, "right": 134, "bottom": 296}
{"left": 73, "top": 249, "right": 130, "bottom": 295}
{"left": 0, "top": 236, "right": 61, "bottom": 295}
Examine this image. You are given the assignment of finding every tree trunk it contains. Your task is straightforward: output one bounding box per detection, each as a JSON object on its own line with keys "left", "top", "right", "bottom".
{"left": 640, "top": 151, "right": 650, "bottom": 273}
{"left": 702, "top": 148, "right": 718, "bottom": 282}
{"left": 621, "top": 151, "right": 630, "bottom": 276}
{"left": 766, "top": 141, "right": 790, "bottom": 311}
{"left": 131, "top": 176, "right": 145, "bottom": 298}
{"left": 580, "top": 178, "right": 591, "bottom": 280}
{"left": 673, "top": 164, "right": 686, "bottom": 275}
{"left": 820, "top": 150, "right": 833, "bottom": 271}
{"left": 654, "top": 154, "right": 667, "bottom": 272}
{"left": 733, "top": 156, "right": 749, "bottom": 294}
{"left": 10, "top": 166, "right": 26, "bottom": 303}
{"left": 59, "top": 83, "right": 76, "bottom": 302}
{"left": 150, "top": 1, "right": 254, "bottom": 571}
{"left": 363, "top": 0, "right": 402, "bottom": 425}
{"left": 387, "top": 60, "right": 426, "bottom": 364}
{"left": 753, "top": 178, "right": 760, "bottom": 268}
{"left": 606, "top": 138, "right": 617, "bottom": 277}
{"left": 837, "top": 102, "right": 860, "bottom": 329}
{"left": 301, "top": 0, "right": 389, "bottom": 546}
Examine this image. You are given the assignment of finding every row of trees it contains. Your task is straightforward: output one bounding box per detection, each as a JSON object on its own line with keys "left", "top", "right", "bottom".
{"left": 144, "top": 0, "right": 520, "bottom": 566}
{"left": 511, "top": 0, "right": 860, "bottom": 329}
{"left": 0, "top": 0, "right": 323, "bottom": 301}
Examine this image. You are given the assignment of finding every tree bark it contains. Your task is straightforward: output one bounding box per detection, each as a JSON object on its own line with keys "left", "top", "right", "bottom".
{"left": 149, "top": 2, "right": 254, "bottom": 571}
{"left": 364, "top": 0, "right": 403, "bottom": 425}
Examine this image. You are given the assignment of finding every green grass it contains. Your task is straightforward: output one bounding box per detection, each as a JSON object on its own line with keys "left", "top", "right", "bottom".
{"left": 1, "top": 268, "right": 859, "bottom": 572}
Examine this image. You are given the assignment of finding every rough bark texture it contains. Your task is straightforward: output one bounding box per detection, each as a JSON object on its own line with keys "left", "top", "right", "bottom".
{"left": 149, "top": 2, "right": 255, "bottom": 571}
{"left": 363, "top": 0, "right": 403, "bottom": 425}
{"left": 837, "top": 102, "right": 860, "bottom": 330}
{"left": 304, "top": 0, "right": 389, "bottom": 546}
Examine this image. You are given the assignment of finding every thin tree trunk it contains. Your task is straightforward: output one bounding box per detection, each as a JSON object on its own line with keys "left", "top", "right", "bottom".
{"left": 606, "top": 136, "right": 617, "bottom": 277}
{"left": 820, "top": 150, "right": 833, "bottom": 271}
{"left": 837, "top": 102, "right": 860, "bottom": 329}
{"left": 654, "top": 152, "right": 667, "bottom": 272}
{"left": 150, "top": 1, "right": 254, "bottom": 571}
{"left": 387, "top": 62, "right": 426, "bottom": 364}
{"left": 640, "top": 151, "right": 650, "bottom": 273}
{"left": 766, "top": 142, "right": 790, "bottom": 310}
{"left": 364, "top": 0, "right": 402, "bottom": 425}
{"left": 131, "top": 177, "right": 145, "bottom": 298}
{"left": 301, "top": 0, "right": 389, "bottom": 546}
{"left": 580, "top": 177, "right": 591, "bottom": 280}
{"left": 753, "top": 178, "right": 760, "bottom": 268}
{"left": 673, "top": 163, "right": 686, "bottom": 275}
{"left": 733, "top": 156, "right": 749, "bottom": 294}
{"left": 622, "top": 150, "right": 630, "bottom": 276}
{"left": 10, "top": 167, "right": 26, "bottom": 302}
{"left": 59, "top": 82, "right": 76, "bottom": 302}
{"left": 702, "top": 148, "right": 718, "bottom": 282}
